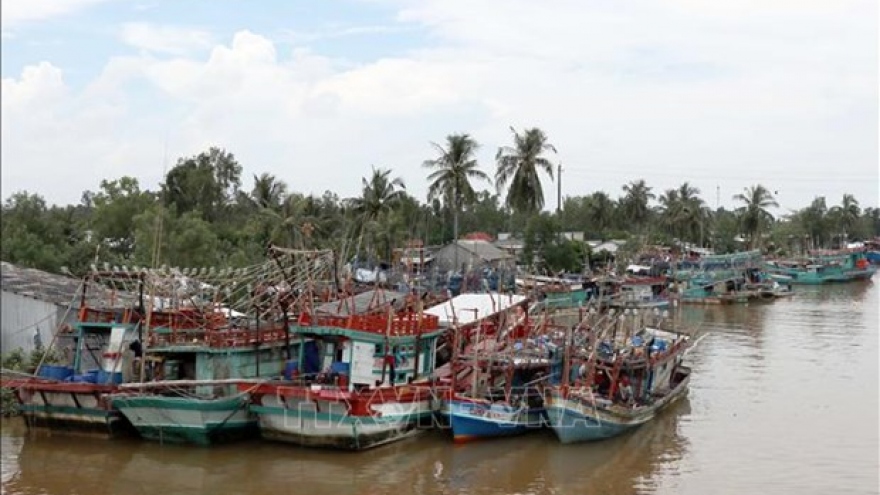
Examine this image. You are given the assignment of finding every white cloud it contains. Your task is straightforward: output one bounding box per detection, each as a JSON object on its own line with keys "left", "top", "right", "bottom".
{"left": 119, "top": 22, "right": 214, "bottom": 56}
{"left": 1, "top": 0, "right": 110, "bottom": 27}
{"left": 281, "top": 24, "right": 414, "bottom": 43}
{"left": 1, "top": 0, "right": 877, "bottom": 211}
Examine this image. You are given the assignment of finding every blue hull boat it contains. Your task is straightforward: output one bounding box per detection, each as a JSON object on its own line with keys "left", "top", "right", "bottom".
{"left": 546, "top": 366, "right": 691, "bottom": 444}
{"left": 448, "top": 398, "right": 546, "bottom": 443}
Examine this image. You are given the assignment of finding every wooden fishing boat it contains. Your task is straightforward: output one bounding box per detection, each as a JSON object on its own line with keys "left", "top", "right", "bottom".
{"left": 429, "top": 294, "right": 562, "bottom": 442}
{"left": 425, "top": 292, "right": 530, "bottom": 413}
{"left": 1, "top": 271, "right": 142, "bottom": 438}
{"left": 517, "top": 275, "right": 588, "bottom": 309}
{"left": 102, "top": 257, "right": 323, "bottom": 446}
{"left": 243, "top": 287, "right": 446, "bottom": 451}
{"left": 764, "top": 251, "right": 876, "bottom": 285}
{"left": 107, "top": 316, "right": 293, "bottom": 446}
{"left": 607, "top": 277, "right": 670, "bottom": 310}
{"left": 446, "top": 356, "right": 550, "bottom": 443}
{"left": 105, "top": 249, "right": 335, "bottom": 445}
{"left": 545, "top": 310, "right": 694, "bottom": 443}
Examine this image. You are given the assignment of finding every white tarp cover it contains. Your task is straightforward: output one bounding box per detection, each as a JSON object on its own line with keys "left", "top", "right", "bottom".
{"left": 425, "top": 293, "right": 527, "bottom": 327}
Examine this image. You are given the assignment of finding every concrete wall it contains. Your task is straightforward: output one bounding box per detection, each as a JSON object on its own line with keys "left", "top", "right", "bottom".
{"left": 1, "top": 291, "right": 75, "bottom": 354}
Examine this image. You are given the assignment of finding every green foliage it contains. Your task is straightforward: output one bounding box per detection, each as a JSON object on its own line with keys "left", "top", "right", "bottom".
{"left": 91, "top": 177, "right": 156, "bottom": 260}
{"left": 161, "top": 147, "right": 242, "bottom": 223}
{"left": 1, "top": 143, "right": 877, "bottom": 281}
{"left": 543, "top": 239, "right": 587, "bottom": 273}
{"left": 1, "top": 347, "right": 63, "bottom": 416}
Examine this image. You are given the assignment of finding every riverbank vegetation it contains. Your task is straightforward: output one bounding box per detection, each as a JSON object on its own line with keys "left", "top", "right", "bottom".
{"left": 3, "top": 130, "right": 878, "bottom": 277}
{"left": 1, "top": 349, "right": 62, "bottom": 416}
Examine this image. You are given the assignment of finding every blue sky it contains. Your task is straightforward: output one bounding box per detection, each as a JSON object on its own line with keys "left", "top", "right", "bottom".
{"left": 2, "top": 0, "right": 878, "bottom": 213}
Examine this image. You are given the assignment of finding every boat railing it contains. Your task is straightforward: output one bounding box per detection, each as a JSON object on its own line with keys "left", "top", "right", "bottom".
{"left": 77, "top": 306, "right": 230, "bottom": 332}
{"left": 148, "top": 324, "right": 290, "bottom": 348}
{"left": 304, "top": 312, "right": 441, "bottom": 335}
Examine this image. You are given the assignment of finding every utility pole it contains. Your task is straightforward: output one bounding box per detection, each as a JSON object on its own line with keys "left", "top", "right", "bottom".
{"left": 557, "top": 163, "right": 563, "bottom": 214}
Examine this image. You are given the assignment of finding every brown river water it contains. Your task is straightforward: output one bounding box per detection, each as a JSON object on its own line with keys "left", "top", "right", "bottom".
{"left": 2, "top": 280, "right": 878, "bottom": 495}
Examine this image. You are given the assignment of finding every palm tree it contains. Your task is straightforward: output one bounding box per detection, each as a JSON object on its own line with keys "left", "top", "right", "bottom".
{"left": 584, "top": 191, "right": 616, "bottom": 235}
{"left": 733, "top": 184, "right": 779, "bottom": 249}
{"left": 423, "top": 134, "right": 489, "bottom": 242}
{"left": 620, "top": 179, "right": 655, "bottom": 233}
{"left": 658, "top": 183, "right": 706, "bottom": 245}
{"left": 495, "top": 127, "right": 557, "bottom": 215}
{"left": 250, "top": 173, "right": 287, "bottom": 210}
{"left": 350, "top": 167, "right": 407, "bottom": 260}
{"left": 831, "top": 194, "right": 861, "bottom": 240}
{"left": 351, "top": 167, "right": 407, "bottom": 221}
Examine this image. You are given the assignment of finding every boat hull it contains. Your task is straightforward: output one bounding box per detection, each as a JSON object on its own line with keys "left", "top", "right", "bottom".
{"left": 250, "top": 392, "right": 434, "bottom": 451}
{"left": 448, "top": 399, "right": 545, "bottom": 442}
{"left": 542, "top": 289, "right": 588, "bottom": 309}
{"left": 4, "top": 380, "right": 135, "bottom": 438}
{"left": 546, "top": 372, "right": 690, "bottom": 444}
{"left": 111, "top": 395, "right": 257, "bottom": 446}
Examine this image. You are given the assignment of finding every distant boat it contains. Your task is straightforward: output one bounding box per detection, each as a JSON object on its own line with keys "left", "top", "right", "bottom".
{"left": 518, "top": 274, "right": 588, "bottom": 309}
{"left": 607, "top": 277, "right": 670, "bottom": 310}
{"left": 764, "top": 251, "right": 876, "bottom": 285}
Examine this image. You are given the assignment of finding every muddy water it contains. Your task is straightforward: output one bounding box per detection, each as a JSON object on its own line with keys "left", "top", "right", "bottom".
{"left": 2, "top": 280, "right": 878, "bottom": 495}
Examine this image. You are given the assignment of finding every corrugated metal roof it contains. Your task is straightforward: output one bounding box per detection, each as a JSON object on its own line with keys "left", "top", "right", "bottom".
{"left": 452, "top": 240, "right": 512, "bottom": 261}
{"left": 0, "top": 262, "right": 83, "bottom": 307}
{"left": 314, "top": 289, "right": 407, "bottom": 317}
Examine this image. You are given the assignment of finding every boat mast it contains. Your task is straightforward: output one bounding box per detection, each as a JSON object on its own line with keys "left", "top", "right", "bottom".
{"left": 412, "top": 293, "right": 423, "bottom": 381}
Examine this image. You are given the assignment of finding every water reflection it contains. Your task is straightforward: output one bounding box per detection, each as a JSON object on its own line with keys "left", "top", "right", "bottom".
{"left": 3, "top": 400, "right": 692, "bottom": 495}
{"left": 4, "top": 429, "right": 137, "bottom": 495}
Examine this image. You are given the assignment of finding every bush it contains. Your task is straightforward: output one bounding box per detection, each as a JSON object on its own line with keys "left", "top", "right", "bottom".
{"left": 1, "top": 347, "right": 64, "bottom": 417}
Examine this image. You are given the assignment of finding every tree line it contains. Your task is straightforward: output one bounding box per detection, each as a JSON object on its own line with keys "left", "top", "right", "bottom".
{"left": 3, "top": 127, "right": 878, "bottom": 275}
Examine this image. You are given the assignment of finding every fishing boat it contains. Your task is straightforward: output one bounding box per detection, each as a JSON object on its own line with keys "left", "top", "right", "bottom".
{"left": 669, "top": 250, "right": 768, "bottom": 305}
{"left": 0, "top": 270, "right": 143, "bottom": 438}
{"left": 518, "top": 275, "right": 588, "bottom": 309}
{"left": 545, "top": 309, "right": 693, "bottom": 443}
{"left": 444, "top": 316, "right": 557, "bottom": 443}
{"left": 764, "top": 251, "right": 876, "bottom": 285}
{"left": 243, "top": 283, "right": 447, "bottom": 451}
{"left": 102, "top": 254, "right": 334, "bottom": 446}
{"left": 424, "top": 292, "right": 530, "bottom": 420}
{"left": 864, "top": 240, "right": 880, "bottom": 265}
{"left": 607, "top": 276, "right": 670, "bottom": 310}
{"left": 445, "top": 349, "right": 551, "bottom": 443}
{"left": 426, "top": 293, "right": 559, "bottom": 441}
{"left": 108, "top": 312, "right": 291, "bottom": 446}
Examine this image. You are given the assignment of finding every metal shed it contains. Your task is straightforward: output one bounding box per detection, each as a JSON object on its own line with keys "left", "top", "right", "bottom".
{"left": 1, "top": 262, "right": 82, "bottom": 354}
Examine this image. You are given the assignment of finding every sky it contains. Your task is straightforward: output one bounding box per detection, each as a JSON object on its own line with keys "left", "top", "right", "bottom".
{"left": 2, "top": 0, "right": 878, "bottom": 214}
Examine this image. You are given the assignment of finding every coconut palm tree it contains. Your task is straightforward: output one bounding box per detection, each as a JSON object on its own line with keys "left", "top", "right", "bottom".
{"left": 350, "top": 167, "right": 407, "bottom": 260}
{"left": 423, "top": 134, "right": 489, "bottom": 242}
{"left": 351, "top": 167, "right": 407, "bottom": 222}
{"left": 250, "top": 173, "right": 288, "bottom": 210}
{"left": 620, "top": 179, "right": 655, "bottom": 233}
{"left": 658, "top": 182, "right": 707, "bottom": 245}
{"left": 495, "top": 127, "right": 557, "bottom": 215}
{"left": 584, "top": 191, "right": 616, "bottom": 235}
{"left": 733, "top": 184, "right": 779, "bottom": 249}
{"left": 830, "top": 194, "right": 861, "bottom": 240}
